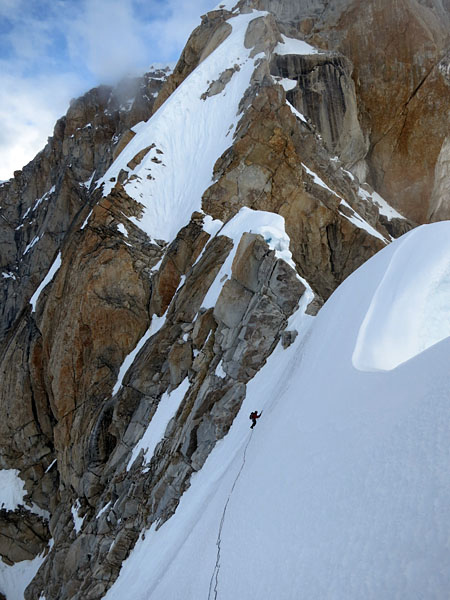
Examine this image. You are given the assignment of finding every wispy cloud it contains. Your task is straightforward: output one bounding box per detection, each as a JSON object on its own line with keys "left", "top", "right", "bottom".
{"left": 0, "top": 70, "right": 83, "bottom": 178}
{"left": 0, "top": 0, "right": 219, "bottom": 179}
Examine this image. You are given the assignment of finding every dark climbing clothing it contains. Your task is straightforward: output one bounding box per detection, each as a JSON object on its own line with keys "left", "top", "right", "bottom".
{"left": 249, "top": 411, "right": 261, "bottom": 429}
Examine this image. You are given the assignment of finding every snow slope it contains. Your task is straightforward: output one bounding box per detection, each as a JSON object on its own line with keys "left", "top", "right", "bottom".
{"left": 97, "top": 10, "right": 266, "bottom": 243}
{"left": 0, "top": 469, "right": 26, "bottom": 510}
{"left": 353, "top": 222, "right": 450, "bottom": 371}
{"left": 105, "top": 221, "right": 450, "bottom": 600}
{"left": 0, "top": 555, "right": 46, "bottom": 600}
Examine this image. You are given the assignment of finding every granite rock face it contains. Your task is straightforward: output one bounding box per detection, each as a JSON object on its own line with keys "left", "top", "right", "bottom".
{"left": 0, "top": 1, "right": 446, "bottom": 598}
{"left": 242, "top": 0, "right": 450, "bottom": 222}
{"left": 0, "top": 509, "right": 49, "bottom": 565}
{"left": 271, "top": 51, "right": 368, "bottom": 177}
{"left": 0, "top": 68, "right": 169, "bottom": 345}
{"left": 202, "top": 63, "right": 387, "bottom": 301}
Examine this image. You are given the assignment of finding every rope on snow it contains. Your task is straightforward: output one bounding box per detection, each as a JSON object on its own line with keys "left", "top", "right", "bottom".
{"left": 208, "top": 431, "right": 253, "bottom": 600}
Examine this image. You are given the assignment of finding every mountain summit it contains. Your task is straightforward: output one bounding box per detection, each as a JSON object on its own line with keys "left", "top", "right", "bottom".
{"left": 0, "top": 1, "right": 449, "bottom": 598}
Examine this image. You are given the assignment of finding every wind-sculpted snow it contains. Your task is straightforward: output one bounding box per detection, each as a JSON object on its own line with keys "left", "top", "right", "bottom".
{"left": 353, "top": 222, "right": 450, "bottom": 371}
{"left": 105, "top": 222, "right": 450, "bottom": 600}
{"left": 98, "top": 11, "right": 267, "bottom": 243}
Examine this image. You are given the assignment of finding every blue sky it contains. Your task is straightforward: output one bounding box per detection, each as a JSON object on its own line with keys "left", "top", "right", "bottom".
{"left": 0, "top": 0, "right": 221, "bottom": 179}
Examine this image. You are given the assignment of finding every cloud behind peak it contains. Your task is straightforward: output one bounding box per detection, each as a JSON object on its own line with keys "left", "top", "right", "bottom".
{"left": 0, "top": 0, "right": 218, "bottom": 179}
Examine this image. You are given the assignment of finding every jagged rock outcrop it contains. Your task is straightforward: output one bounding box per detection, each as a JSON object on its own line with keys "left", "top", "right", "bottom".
{"left": 0, "top": 1, "right": 447, "bottom": 599}
{"left": 203, "top": 68, "right": 387, "bottom": 300}
{"left": 0, "top": 68, "right": 169, "bottom": 344}
{"left": 0, "top": 509, "right": 49, "bottom": 565}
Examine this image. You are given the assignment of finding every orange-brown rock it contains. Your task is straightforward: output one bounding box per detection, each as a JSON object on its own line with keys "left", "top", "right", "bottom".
{"left": 335, "top": 0, "right": 450, "bottom": 222}
{"left": 150, "top": 213, "right": 211, "bottom": 316}
{"left": 241, "top": 0, "right": 449, "bottom": 222}
{"left": 203, "top": 83, "right": 386, "bottom": 300}
{"left": 33, "top": 203, "right": 156, "bottom": 497}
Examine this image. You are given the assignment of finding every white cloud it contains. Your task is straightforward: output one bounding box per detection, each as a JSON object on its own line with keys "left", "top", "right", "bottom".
{"left": 0, "top": 69, "right": 84, "bottom": 179}
{"left": 65, "top": 0, "right": 150, "bottom": 82}
{"left": 0, "top": 0, "right": 220, "bottom": 179}
{"left": 63, "top": 0, "right": 219, "bottom": 79}
{"left": 140, "top": 0, "right": 221, "bottom": 62}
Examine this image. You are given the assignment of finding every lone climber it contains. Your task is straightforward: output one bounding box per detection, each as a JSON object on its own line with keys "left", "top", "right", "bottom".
{"left": 249, "top": 410, "right": 262, "bottom": 429}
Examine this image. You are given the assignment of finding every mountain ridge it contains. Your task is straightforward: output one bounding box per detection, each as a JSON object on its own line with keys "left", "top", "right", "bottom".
{"left": 0, "top": 1, "right": 449, "bottom": 598}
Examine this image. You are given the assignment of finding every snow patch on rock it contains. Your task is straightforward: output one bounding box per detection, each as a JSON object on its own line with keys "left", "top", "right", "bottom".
{"left": 358, "top": 186, "right": 404, "bottom": 221}
{"left": 275, "top": 34, "right": 320, "bottom": 56}
{"left": 0, "top": 469, "right": 26, "bottom": 510}
{"left": 202, "top": 207, "right": 295, "bottom": 309}
{"left": 71, "top": 499, "right": 85, "bottom": 534}
{"left": 127, "top": 378, "right": 191, "bottom": 471}
{"left": 30, "top": 253, "right": 62, "bottom": 312}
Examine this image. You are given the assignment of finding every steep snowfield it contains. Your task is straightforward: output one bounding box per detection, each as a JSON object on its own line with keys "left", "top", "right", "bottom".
{"left": 0, "top": 555, "right": 46, "bottom": 600}
{"left": 353, "top": 222, "right": 450, "bottom": 371}
{"left": 97, "top": 10, "right": 266, "bottom": 243}
{"left": 105, "top": 221, "right": 450, "bottom": 600}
